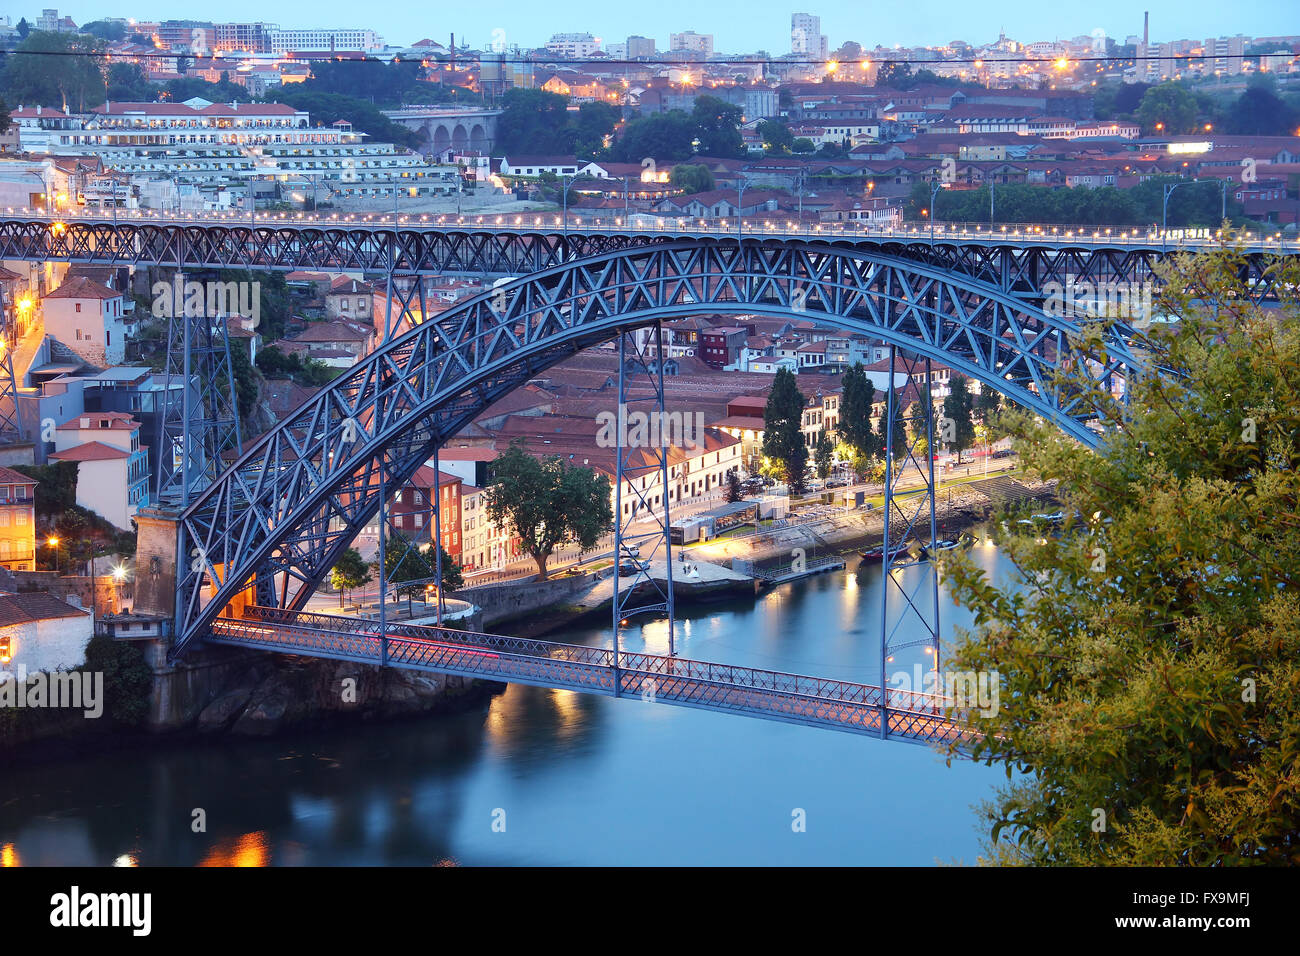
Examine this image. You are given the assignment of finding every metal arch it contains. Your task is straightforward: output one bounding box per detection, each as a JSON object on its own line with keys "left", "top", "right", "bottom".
{"left": 171, "top": 238, "right": 1143, "bottom": 657}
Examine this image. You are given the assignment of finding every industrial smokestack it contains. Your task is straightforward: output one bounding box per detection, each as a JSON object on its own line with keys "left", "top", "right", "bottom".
{"left": 1143, "top": 12, "right": 1149, "bottom": 47}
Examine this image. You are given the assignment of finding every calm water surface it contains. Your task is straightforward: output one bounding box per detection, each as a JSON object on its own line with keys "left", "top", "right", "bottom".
{"left": 0, "top": 546, "right": 1018, "bottom": 866}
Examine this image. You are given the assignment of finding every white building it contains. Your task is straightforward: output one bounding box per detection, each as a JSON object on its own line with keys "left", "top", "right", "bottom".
{"left": 669, "top": 32, "right": 714, "bottom": 55}
{"left": 0, "top": 592, "right": 92, "bottom": 676}
{"left": 269, "top": 28, "right": 385, "bottom": 54}
{"left": 41, "top": 276, "right": 128, "bottom": 368}
{"left": 791, "top": 13, "right": 829, "bottom": 61}
{"left": 50, "top": 412, "right": 151, "bottom": 530}
{"left": 545, "top": 33, "right": 603, "bottom": 58}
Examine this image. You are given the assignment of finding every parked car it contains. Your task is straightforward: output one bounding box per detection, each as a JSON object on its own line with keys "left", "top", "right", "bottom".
{"left": 618, "top": 559, "right": 650, "bottom": 576}
{"left": 825, "top": 478, "right": 847, "bottom": 489}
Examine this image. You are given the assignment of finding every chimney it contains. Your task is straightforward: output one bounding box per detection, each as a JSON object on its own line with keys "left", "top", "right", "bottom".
{"left": 1143, "top": 12, "right": 1149, "bottom": 47}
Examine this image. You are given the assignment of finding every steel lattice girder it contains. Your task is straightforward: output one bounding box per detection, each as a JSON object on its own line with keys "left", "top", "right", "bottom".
{"left": 210, "top": 607, "right": 971, "bottom": 745}
{"left": 0, "top": 216, "right": 1291, "bottom": 301}
{"left": 172, "top": 239, "right": 1145, "bottom": 657}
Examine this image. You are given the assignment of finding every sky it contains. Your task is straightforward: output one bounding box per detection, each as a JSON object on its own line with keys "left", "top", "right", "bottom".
{"left": 31, "top": 1, "right": 1300, "bottom": 53}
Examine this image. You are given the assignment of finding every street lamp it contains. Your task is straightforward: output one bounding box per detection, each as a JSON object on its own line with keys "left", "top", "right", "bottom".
{"left": 47, "top": 536, "right": 59, "bottom": 573}
{"left": 929, "top": 179, "right": 947, "bottom": 240}
{"left": 560, "top": 173, "right": 576, "bottom": 239}
{"left": 1162, "top": 179, "right": 1199, "bottom": 250}
{"left": 737, "top": 179, "right": 748, "bottom": 241}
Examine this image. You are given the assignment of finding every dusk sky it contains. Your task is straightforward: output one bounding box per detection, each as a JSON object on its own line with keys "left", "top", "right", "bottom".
{"left": 35, "top": 2, "right": 1300, "bottom": 53}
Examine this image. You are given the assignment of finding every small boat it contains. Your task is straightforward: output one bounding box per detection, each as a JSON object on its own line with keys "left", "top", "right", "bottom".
{"left": 860, "top": 545, "right": 885, "bottom": 561}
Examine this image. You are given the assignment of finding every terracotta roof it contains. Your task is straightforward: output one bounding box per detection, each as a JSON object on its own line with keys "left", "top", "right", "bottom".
{"left": 43, "top": 276, "right": 120, "bottom": 301}
{"left": 0, "top": 592, "right": 88, "bottom": 626}
{"left": 50, "top": 441, "right": 131, "bottom": 462}
{"left": 57, "top": 412, "right": 140, "bottom": 431}
{"left": 288, "top": 322, "right": 370, "bottom": 344}
{"left": 0, "top": 466, "right": 37, "bottom": 486}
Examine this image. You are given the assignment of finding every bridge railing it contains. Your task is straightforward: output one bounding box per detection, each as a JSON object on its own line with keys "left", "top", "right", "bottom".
{"left": 6, "top": 205, "right": 1289, "bottom": 249}
{"left": 234, "top": 606, "right": 951, "bottom": 716}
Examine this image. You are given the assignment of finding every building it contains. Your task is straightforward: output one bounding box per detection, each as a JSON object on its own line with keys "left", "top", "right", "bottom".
{"left": 500, "top": 155, "right": 582, "bottom": 177}
{"left": 50, "top": 412, "right": 151, "bottom": 529}
{"left": 545, "top": 33, "right": 603, "bottom": 58}
{"left": 791, "top": 13, "right": 829, "bottom": 61}
{"left": 270, "top": 28, "right": 385, "bottom": 54}
{"left": 669, "top": 32, "right": 714, "bottom": 55}
{"left": 324, "top": 278, "right": 375, "bottom": 322}
{"left": 0, "top": 591, "right": 92, "bottom": 676}
{"left": 700, "top": 326, "right": 752, "bottom": 369}
{"left": 390, "top": 466, "right": 463, "bottom": 561}
{"left": 627, "top": 36, "right": 656, "bottom": 58}
{"left": 214, "top": 21, "right": 279, "bottom": 53}
{"left": 0, "top": 467, "right": 38, "bottom": 571}
{"left": 40, "top": 276, "right": 128, "bottom": 368}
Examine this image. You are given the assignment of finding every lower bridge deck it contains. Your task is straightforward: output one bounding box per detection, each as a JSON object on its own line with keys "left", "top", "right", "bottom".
{"left": 208, "top": 607, "right": 969, "bottom": 746}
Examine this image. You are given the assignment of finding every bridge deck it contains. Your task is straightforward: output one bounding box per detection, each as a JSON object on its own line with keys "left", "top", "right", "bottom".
{"left": 208, "top": 608, "right": 969, "bottom": 746}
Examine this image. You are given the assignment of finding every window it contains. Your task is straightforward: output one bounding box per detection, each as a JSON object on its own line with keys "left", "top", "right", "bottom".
{"left": 413, "top": 491, "right": 423, "bottom": 505}
{"left": 16, "top": 512, "right": 26, "bottom": 526}
{"left": 75, "top": 303, "right": 82, "bottom": 313}
{"left": 0, "top": 512, "right": 7, "bottom": 527}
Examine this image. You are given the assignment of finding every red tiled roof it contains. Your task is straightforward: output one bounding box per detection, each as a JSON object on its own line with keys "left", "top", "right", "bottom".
{"left": 50, "top": 441, "right": 131, "bottom": 462}
{"left": 43, "top": 276, "right": 120, "bottom": 301}
{"left": 57, "top": 412, "right": 139, "bottom": 431}
{"left": 0, "top": 466, "right": 37, "bottom": 486}
{"left": 0, "top": 592, "right": 88, "bottom": 626}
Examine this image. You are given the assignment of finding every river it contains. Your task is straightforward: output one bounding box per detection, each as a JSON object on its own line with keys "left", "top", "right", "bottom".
{"left": 0, "top": 545, "right": 1017, "bottom": 866}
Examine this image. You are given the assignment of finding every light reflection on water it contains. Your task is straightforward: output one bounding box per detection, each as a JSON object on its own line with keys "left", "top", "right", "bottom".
{"left": 0, "top": 547, "right": 1018, "bottom": 865}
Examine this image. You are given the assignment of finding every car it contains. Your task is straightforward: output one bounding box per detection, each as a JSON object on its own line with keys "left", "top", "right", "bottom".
{"left": 825, "top": 478, "right": 847, "bottom": 489}
{"left": 618, "top": 559, "right": 650, "bottom": 576}
{"left": 619, "top": 544, "right": 641, "bottom": 558}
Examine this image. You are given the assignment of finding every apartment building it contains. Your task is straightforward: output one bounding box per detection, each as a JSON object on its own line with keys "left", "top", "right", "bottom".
{"left": 390, "top": 466, "right": 463, "bottom": 561}
{"left": 41, "top": 276, "right": 128, "bottom": 368}
{"left": 0, "top": 467, "right": 38, "bottom": 571}
{"left": 50, "top": 412, "right": 151, "bottom": 529}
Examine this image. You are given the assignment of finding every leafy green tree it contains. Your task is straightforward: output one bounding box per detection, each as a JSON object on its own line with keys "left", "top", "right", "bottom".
{"left": 943, "top": 244, "right": 1300, "bottom": 865}
{"left": 724, "top": 469, "right": 743, "bottom": 502}
{"left": 105, "top": 63, "right": 152, "bottom": 102}
{"left": 329, "top": 546, "right": 371, "bottom": 607}
{"left": 669, "top": 163, "right": 714, "bottom": 193}
{"left": 813, "top": 431, "right": 833, "bottom": 479}
{"left": 573, "top": 101, "right": 619, "bottom": 159}
{"left": 495, "top": 88, "right": 575, "bottom": 156}
{"left": 383, "top": 530, "right": 433, "bottom": 610}
{"left": 877, "top": 62, "right": 916, "bottom": 90}
{"left": 16, "top": 18, "right": 30, "bottom": 40}
{"left": 83, "top": 636, "right": 152, "bottom": 727}
{"left": 13, "top": 461, "right": 79, "bottom": 519}
{"left": 227, "top": 337, "right": 259, "bottom": 421}
{"left": 433, "top": 544, "right": 464, "bottom": 592}
{"left": 1136, "top": 82, "right": 1198, "bottom": 134}
{"left": 612, "top": 110, "right": 698, "bottom": 163}
{"left": 876, "top": 386, "right": 909, "bottom": 462}
{"left": 941, "top": 375, "right": 977, "bottom": 463}
{"left": 80, "top": 20, "right": 127, "bottom": 42}
{"left": 757, "top": 120, "right": 793, "bottom": 155}
{"left": 838, "top": 362, "right": 876, "bottom": 459}
{"left": 2, "top": 31, "right": 106, "bottom": 112}
{"left": 0, "top": 98, "right": 9, "bottom": 134}
{"left": 1224, "top": 82, "right": 1300, "bottom": 136}
{"left": 761, "top": 368, "right": 809, "bottom": 493}
{"left": 791, "top": 137, "right": 816, "bottom": 155}
{"left": 691, "top": 95, "right": 745, "bottom": 158}
{"left": 483, "top": 439, "right": 613, "bottom": 580}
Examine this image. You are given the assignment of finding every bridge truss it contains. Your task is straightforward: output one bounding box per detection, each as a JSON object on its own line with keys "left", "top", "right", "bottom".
{"left": 165, "top": 238, "right": 1146, "bottom": 658}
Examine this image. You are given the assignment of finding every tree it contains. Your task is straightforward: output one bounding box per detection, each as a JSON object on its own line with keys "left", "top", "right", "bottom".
{"left": 691, "top": 95, "right": 745, "bottom": 158}
{"left": 13, "top": 461, "right": 79, "bottom": 519}
{"left": 383, "top": 530, "right": 433, "bottom": 612}
{"left": 838, "top": 363, "right": 876, "bottom": 459}
{"left": 877, "top": 62, "right": 916, "bottom": 90}
{"left": 0, "top": 98, "right": 10, "bottom": 135}
{"left": 943, "top": 243, "right": 1300, "bottom": 865}
{"left": 757, "top": 119, "right": 793, "bottom": 155}
{"left": 941, "top": 375, "right": 977, "bottom": 463}
{"left": 81, "top": 20, "right": 127, "bottom": 42}
{"left": 791, "top": 137, "right": 816, "bottom": 155}
{"left": 495, "top": 88, "right": 575, "bottom": 156}
{"left": 669, "top": 163, "right": 714, "bottom": 194}
{"left": 1224, "top": 82, "right": 1300, "bottom": 136}
{"left": 611, "top": 110, "right": 698, "bottom": 163}
{"left": 813, "top": 432, "right": 833, "bottom": 480}
{"left": 83, "top": 636, "right": 152, "bottom": 726}
{"left": 761, "top": 368, "right": 809, "bottom": 493}
{"left": 483, "top": 439, "right": 613, "bottom": 580}
{"left": 16, "top": 18, "right": 29, "bottom": 40}
{"left": 1136, "top": 82, "right": 1198, "bottom": 134}
{"left": 876, "top": 387, "right": 909, "bottom": 462}
{"left": 573, "top": 101, "right": 619, "bottom": 159}
{"left": 2, "top": 31, "right": 106, "bottom": 112}
{"left": 329, "top": 547, "right": 371, "bottom": 607}
{"left": 724, "top": 469, "right": 743, "bottom": 502}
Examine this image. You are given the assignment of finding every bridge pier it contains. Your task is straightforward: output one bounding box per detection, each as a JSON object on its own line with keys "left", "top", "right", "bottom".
{"left": 133, "top": 505, "right": 182, "bottom": 621}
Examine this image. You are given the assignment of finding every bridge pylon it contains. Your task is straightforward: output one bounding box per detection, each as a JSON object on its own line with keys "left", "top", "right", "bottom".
{"left": 155, "top": 270, "right": 244, "bottom": 507}
{"left": 0, "top": 284, "right": 25, "bottom": 442}
{"left": 611, "top": 320, "right": 677, "bottom": 675}
{"left": 877, "top": 347, "right": 944, "bottom": 740}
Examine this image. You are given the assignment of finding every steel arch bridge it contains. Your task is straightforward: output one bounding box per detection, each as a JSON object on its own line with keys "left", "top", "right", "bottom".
{"left": 170, "top": 237, "right": 1144, "bottom": 657}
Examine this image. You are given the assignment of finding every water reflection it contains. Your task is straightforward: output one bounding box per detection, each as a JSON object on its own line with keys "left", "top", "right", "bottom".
{"left": 0, "top": 547, "right": 1019, "bottom": 865}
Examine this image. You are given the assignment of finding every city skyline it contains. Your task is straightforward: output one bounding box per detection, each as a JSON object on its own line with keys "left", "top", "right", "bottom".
{"left": 21, "top": 2, "right": 1300, "bottom": 55}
